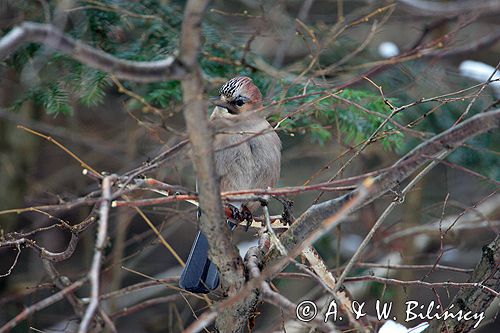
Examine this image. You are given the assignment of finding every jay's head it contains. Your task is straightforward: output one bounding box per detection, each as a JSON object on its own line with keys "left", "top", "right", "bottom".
{"left": 211, "top": 76, "right": 262, "bottom": 115}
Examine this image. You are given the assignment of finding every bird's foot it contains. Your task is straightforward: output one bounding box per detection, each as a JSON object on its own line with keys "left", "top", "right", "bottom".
{"left": 274, "top": 196, "right": 295, "bottom": 225}
{"left": 224, "top": 204, "right": 253, "bottom": 231}
{"left": 241, "top": 206, "right": 253, "bottom": 231}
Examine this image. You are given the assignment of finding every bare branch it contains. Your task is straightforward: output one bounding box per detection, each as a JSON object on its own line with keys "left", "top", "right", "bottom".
{"left": 355, "top": 263, "right": 474, "bottom": 274}
{"left": 43, "top": 259, "right": 85, "bottom": 317}
{"left": 430, "top": 235, "right": 500, "bottom": 332}
{"left": 183, "top": 311, "right": 217, "bottom": 333}
{"left": 384, "top": 193, "right": 500, "bottom": 244}
{"left": 79, "top": 175, "right": 116, "bottom": 333}
{"left": 0, "top": 242, "right": 21, "bottom": 278}
{"left": 276, "top": 109, "right": 500, "bottom": 261}
{"left": 0, "top": 233, "right": 81, "bottom": 262}
{"left": 110, "top": 295, "right": 182, "bottom": 320}
{"left": 429, "top": 30, "right": 500, "bottom": 58}
{"left": 0, "top": 280, "right": 85, "bottom": 333}
{"left": 0, "top": 22, "right": 186, "bottom": 82}
{"left": 229, "top": 109, "right": 500, "bottom": 331}
{"left": 205, "top": 177, "right": 374, "bottom": 333}
{"left": 344, "top": 276, "right": 498, "bottom": 297}
{"left": 179, "top": 0, "right": 245, "bottom": 300}
{"left": 246, "top": 243, "right": 339, "bottom": 332}
{"left": 334, "top": 151, "right": 449, "bottom": 292}
{"left": 398, "top": 0, "right": 500, "bottom": 17}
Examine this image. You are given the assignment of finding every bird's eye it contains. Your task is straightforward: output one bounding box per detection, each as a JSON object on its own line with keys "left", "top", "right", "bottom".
{"left": 235, "top": 99, "right": 245, "bottom": 107}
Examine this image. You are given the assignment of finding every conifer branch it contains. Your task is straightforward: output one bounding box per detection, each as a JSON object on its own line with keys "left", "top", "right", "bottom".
{"left": 0, "top": 22, "right": 187, "bottom": 82}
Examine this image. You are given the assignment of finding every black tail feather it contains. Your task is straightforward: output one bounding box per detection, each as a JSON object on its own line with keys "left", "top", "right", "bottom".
{"left": 179, "top": 231, "right": 219, "bottom": 293}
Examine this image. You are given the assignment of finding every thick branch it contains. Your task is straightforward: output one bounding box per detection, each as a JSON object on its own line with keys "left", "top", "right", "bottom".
{"left": 198, "top": 110, "right": 499, "bottom": 333}
{"left": 178, "top": 0, "right": 244, "bottom": 299}
{"left": 0, "top": 22, "right": 186, "bottom": 82}
{"left": 430, "top": 235, "right": 500, "bottom": 332}
{"left": 246, "top": 242, "right": 338, "bottom": 333}
{"left": 199, "top": 179, "right": 373, "bottom": 333}
{"left": 219, "top": 109, "right": 498, "bottom": 333}
{"left": 276, "top": 109, "right": 500, "bottom": 257}
{"left": 220, "top": 110, "right": 499, "bottom": 330}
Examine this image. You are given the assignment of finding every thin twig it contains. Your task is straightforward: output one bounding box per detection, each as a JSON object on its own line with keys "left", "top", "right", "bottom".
{"left": 263, "top": 204, "right": 287, "bottom": 255}
{"left": 0, "top": 280, "right": 85, "bottom": 333}
{"left": 78, "top": 175, "right": 115, "bottom": 333}
{"left": 355, "top": 263, "right": 474, "bottom": 274}
{"left": 17, "top": 125, "right": 101, "bottom": 178}
{"left": 334, "top": 151, "right": 449, "bottom": 291}
{"left": 0, "top": 243, "right": 21, "bottom": 277}
{"left": 344, "top": 275, "right": 499, "bottom": 297}
{"left": 454, "top": 60, "right": 500, "bottom": 125}
{"left": 133, "top": 206, "right": 185, "bottom": 267}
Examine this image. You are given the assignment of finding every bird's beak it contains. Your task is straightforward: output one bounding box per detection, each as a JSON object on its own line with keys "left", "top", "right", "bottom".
{"left": 210, "top": 97, "right": 238, "bottom": 114}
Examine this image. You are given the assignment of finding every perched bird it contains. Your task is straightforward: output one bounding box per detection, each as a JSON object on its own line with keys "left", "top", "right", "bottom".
{"left": 179, "top": 76, "right": 281, "bottom": 293}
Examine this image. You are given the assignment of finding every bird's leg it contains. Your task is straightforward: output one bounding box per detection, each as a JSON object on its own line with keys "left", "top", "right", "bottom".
{"left": 240, "top": 205, "right": 253, "bottom": 231}
{"left": 225, "top": 204, "right": 240, "bottom": 220}
{"left": 274, "top": 196, "right": 295, "bottom": 225}
{"left": 257, "top": 197, "right": 269, "bottom": 207}
{"left": 224, "top": 204, "right": 253, "bottom": 231}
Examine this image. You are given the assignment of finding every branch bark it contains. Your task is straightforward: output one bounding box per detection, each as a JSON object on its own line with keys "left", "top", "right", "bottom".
{"left": 0, "top": 279, "right": 85, "bottom": 333}
{"left": 0, "top": 22, "right": 186, "bottom": 82}
{"left": 79, "top": 175, "right": 115, "bottom": 333}
{"left": 2, "top": 9, "right": 499, "bottom": 333}
{"left": 246, "top": 239, "right": 339, "bottom": 333}
{"left": 0, "top": 1, "right": 247, "bottom": 320}
{"left": 276, "top": 109, "right": 500, "bottom": 259}
{"left": 178, "top": 0, "right": 244, "bottom": 302}
{"left": 220, "top": 109, "right": 500, "bottom": 332}
{"left": 429, "top": 235, "right": 500, "bottom": 332}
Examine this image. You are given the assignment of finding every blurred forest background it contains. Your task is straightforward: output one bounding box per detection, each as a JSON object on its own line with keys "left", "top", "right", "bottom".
{"left": 0, "top": 0, "right": 499, "bottom": 332}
